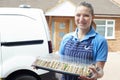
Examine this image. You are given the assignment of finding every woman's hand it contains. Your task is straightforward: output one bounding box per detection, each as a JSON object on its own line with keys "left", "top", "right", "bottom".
{"left": 78, "top": 65, "right": 104, "bottom": 80}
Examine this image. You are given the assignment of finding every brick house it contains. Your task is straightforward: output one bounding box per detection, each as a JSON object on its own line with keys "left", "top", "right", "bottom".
{"left": 0, "top": 0, "right": 120, "bottom": 52}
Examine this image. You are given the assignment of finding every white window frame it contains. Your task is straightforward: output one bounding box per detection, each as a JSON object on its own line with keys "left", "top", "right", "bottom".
{"left": 94, "top": 19, "right": 115, "bottom": 39}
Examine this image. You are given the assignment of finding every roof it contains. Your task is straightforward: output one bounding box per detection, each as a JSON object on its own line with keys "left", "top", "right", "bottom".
{"left": 112, "top": 0, "right": 120, "bottom": 6}
{"left": 71, "top": 0, "right": 120, "bottom": 16}
{"left": 0, "top": 0, "right": 120, "bottom": 16}
{"left": 45, "top": 1, "right": 76, "bottom": 16}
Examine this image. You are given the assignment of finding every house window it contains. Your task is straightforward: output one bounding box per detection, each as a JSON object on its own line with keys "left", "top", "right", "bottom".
{"left": 94, "top": 19, "right": 115, "bottom": 39}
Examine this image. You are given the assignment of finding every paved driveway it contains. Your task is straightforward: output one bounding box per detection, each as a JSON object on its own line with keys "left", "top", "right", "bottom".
{"left": 99, "top": 52, "right": 120, "bottom": 80}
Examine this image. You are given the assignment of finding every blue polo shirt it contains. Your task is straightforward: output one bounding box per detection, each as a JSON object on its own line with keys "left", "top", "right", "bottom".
{"left": 59, "top": 27, "right": 108, "bottom": 62}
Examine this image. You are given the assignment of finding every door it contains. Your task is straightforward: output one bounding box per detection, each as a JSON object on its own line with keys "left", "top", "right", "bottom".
{"left": 0, "top": 35, "right": 2, "bottom": 78}
{"left": 53, "top": 18, "right": 70, "bottom": 52}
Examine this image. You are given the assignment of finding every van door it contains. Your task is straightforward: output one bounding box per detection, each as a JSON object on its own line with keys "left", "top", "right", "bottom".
{"left": 0, "top": 8, "right": 50, "bottom": 80}
{"left": 0, "top": 34, "right": 2, "bottom": 79}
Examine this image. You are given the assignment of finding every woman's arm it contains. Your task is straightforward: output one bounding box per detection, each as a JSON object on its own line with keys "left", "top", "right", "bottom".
{"left": 79, "top": 61, "right": 105, "bottom": 80}
{"left": 95, "top": 61, "right": 105, "bottom": 78}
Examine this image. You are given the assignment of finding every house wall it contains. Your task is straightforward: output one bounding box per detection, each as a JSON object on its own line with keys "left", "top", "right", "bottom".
{"left": 95, "top": 17, "right": 120, "bottom": 52}
{"left": 109, "top": 17, "right": 120, "bottom": 52}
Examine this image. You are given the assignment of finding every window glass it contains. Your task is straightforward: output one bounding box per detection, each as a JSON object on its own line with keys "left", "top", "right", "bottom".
{"left": 59, "top": 32, "right": 65, "bottom": 37}
{"left": 96, "top": 26, "right": 105, "bottom": 36}
{"left": 107, "top": 27, "right": 113, "bottom": 36}
{"left": 59, "top": 22, "right": 65, "bottom": 29}
{"left": 94, "top": 20, "right": 105, "bottom": 25}
{"left": 107, "top": 21, "right": 113, "bottom": 25}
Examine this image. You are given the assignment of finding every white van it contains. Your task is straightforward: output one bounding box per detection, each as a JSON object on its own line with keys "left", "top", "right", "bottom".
{"left": 0, "top": 7, "right": 52, "bottom": 80}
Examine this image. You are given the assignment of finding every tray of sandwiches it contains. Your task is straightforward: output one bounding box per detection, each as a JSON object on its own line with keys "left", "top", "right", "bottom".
{"left": 32, "top": 53, "right": 94, "bottom": 77}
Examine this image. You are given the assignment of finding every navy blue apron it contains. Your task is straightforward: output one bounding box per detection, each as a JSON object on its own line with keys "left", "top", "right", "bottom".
{"left": 61, "top": 36, "right": 94, "bottom": 80}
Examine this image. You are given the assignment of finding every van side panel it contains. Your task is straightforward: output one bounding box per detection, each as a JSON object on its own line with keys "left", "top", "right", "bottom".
{"left": 0, "top": 36, "right": 2, "bottom": 79}
{"left": 0, "top": 8, "right": 50, "bottom": 78}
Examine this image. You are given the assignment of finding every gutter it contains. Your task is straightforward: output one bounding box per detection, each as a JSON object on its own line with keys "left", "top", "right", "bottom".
{"left": 95, "top": 14, "right": 120, "bottom": 17}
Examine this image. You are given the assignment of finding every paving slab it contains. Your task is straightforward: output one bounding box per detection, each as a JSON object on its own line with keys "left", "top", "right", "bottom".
{"left": 99, "top": 52, "right": 120, "bottom": 80}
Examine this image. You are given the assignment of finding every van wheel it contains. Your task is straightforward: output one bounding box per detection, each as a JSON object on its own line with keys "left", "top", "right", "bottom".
{"left": 9, "top": 74, "right": 40, "bottom": 80}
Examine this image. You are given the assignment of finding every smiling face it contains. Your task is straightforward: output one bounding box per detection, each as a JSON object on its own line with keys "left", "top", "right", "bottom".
{"left": 75, "top": 5, "right": 94, "bottom": 31}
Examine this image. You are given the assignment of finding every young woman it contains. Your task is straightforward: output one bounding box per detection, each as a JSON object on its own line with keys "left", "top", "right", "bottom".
{"left": 59, "top": 1, "right": 108, "bottom": 80}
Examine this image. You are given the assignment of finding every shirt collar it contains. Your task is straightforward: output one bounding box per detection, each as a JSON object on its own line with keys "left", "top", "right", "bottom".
{"left": 74, "top": 26, "right": 97, "bottom": 41}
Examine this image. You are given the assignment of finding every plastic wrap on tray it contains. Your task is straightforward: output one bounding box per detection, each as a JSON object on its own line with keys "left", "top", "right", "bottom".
{"left": 32, "top": 54, "right": 95, "bottom": 77}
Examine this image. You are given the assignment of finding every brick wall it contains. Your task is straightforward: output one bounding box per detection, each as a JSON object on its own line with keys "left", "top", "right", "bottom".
{"left": 108, "top": 18, "right": 120, "bottom": 52}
